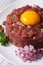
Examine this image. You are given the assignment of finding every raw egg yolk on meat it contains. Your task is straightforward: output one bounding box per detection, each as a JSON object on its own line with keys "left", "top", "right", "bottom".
{"left": 20, "top": 11, "right": 40, "bottom": 26}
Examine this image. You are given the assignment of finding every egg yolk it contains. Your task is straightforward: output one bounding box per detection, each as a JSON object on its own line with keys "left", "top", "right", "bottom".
{"left": 20, "top": 11, "right": 40, "bottom": 26}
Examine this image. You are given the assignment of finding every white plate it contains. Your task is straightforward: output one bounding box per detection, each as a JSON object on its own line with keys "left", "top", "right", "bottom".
{"left": 0, "top": 0, "right": 43, "bottom": 65}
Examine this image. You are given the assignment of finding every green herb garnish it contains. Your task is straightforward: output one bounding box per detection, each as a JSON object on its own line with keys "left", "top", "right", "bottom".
{"left": 0, "top": 32, "right": 9, "bottom": 46}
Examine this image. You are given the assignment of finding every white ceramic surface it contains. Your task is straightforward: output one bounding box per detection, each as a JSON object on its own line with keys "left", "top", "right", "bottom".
{"left": 0, "top": 0, "right": 43, "bottom": 65}
{"left": 0, "top": 0, "right": 16, "bottom": 13}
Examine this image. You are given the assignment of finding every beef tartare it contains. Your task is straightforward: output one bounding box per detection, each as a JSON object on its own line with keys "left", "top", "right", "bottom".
{"left": 5, "top": 5, "right": 43, "bottom": 48}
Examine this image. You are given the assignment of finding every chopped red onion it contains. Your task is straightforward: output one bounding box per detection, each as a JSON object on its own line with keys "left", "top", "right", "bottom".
{"left": 15, "top": 45, "right": 43, "bottom": 62}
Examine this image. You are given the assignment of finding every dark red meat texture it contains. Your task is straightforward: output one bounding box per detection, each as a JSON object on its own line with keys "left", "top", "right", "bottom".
{"left": 5, "top": 5, "right": 43, "bottom": 48}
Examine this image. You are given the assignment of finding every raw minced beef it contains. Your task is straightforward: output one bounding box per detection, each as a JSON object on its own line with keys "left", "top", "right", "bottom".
{"left": 5, "top": 5, "right": 43, "bottom": 48}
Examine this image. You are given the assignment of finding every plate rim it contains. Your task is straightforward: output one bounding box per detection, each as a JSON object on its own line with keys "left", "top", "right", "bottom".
{"left": 0, "top": 0, "right": 43, "bottom": 65}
